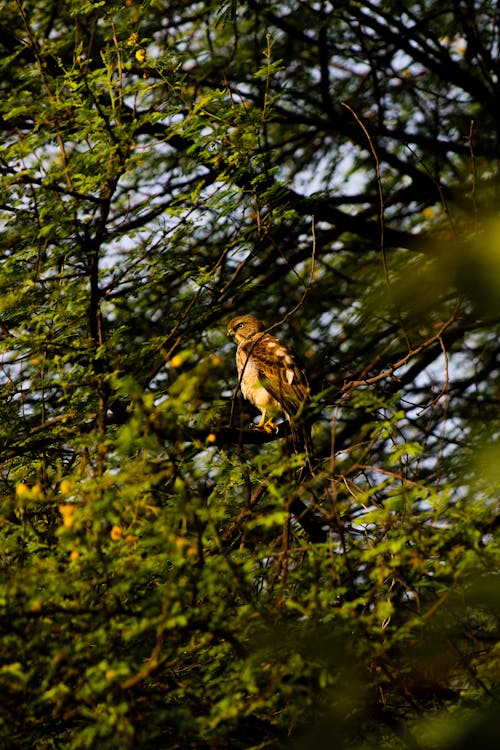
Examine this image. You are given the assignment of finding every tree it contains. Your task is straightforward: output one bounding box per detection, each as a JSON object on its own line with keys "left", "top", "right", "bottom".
{"left": 0, "top": 0, "right": 499, "bottom": 747}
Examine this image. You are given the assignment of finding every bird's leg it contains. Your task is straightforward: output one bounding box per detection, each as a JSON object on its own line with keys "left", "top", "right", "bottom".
{"left": 255, "top": 411, "right": 266, "bottom": 429}
{"left": 263, "top": 417, "right": 279, "bottom": 433}
{"left": 252, "top": 411, "right": 278, "bottom": 433}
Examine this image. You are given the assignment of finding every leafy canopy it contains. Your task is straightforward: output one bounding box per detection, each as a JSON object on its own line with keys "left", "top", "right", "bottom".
{"left": 0, "top": 1, "right": 499, "bottom": 748}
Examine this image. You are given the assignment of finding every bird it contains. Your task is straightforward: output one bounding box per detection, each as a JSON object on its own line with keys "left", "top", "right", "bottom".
{"left": 226, "top": 314, "right": 313, "bottom": 459}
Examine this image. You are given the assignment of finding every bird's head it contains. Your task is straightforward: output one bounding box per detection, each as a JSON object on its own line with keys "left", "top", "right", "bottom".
{"left": 227, "top": 314, "right": 265, "bottom": 344}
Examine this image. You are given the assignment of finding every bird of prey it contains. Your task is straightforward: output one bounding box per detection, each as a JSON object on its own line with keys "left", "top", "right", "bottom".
{"left": 227, "top": 314, "right": 312, "bottom": 457}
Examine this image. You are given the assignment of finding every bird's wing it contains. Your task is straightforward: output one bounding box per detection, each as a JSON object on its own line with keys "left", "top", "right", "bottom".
{"left": 240, "top": 333, "right": 310, "bottom": 418}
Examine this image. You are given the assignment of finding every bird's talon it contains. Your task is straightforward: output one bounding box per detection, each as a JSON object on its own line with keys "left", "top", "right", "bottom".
{"left": 249, "top": 421, "right": 279, "bottom": 434}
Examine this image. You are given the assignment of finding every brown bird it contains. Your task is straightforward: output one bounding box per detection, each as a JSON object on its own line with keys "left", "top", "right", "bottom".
{"left": 227, "top": 314, "right": 313, "bottom": 458}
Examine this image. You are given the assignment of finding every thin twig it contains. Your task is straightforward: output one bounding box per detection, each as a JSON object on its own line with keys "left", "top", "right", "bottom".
{"left": 342, "top": 310, "right": 457, "bottom": 393}
{"left": 465, "top": 120, "right": 478, "bottom": 227}
{"left": 341, "top": 101, "right": 411, "bottom": 349}
{"left": 405, "top": 142, "right": 457, "bottom": 237}
{"left": 341, "top": 102, "right": 387, "bottom": 285}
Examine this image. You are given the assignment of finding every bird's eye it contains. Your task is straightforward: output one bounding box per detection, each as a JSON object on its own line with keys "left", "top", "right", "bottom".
{"left": 236, "top": 322, "right": 245, "bottom": 329}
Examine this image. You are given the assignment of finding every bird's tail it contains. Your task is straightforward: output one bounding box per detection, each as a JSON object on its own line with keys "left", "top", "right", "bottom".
{"left": 289, "top": 421, "right": 314, "bottom": 477}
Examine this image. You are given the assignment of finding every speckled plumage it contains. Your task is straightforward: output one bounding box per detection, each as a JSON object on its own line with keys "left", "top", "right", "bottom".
{"left": 227, "top": 315, "right": 312, "bottom": 457}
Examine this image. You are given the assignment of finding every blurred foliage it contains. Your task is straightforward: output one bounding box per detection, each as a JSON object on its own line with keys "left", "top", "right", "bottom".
{"left": 0, "top": 0, "right": 499, "bottom": 748}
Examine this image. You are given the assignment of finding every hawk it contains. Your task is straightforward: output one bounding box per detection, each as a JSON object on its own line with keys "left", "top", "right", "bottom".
{"left": 226, "top": 314, "right": 313, "bottom": 458}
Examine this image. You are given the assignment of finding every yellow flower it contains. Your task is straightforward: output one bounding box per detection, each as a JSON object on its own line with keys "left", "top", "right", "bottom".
{"left": 110, "top": 525, "right": 123, "bottom": 541}
{"left": 31, "top": 483, "right": 44, "bottom": 500}
{"left": 15, "top": 483, "right": 30, "bottom": 499}
{"left": 206, "top": 433, "right": 217, "bottom": 444}
{"left": 59, "top": 479, "right": 72, "bottom": 495}
{"left": 69, "top": 550, "right": 80, "bottom": 561}
{"left": 135, "top": 49, "right": 146, "bottom": 63}
{"left": 59, "top": 504, "right": 76, "bottom": 528}
{"left": 170, "top": 353, "right": 184, "bottom": 368}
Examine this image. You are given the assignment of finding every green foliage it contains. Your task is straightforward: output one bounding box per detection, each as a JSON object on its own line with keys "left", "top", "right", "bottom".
{"left": 1, "top": 1, "right": 499, "bottom": 748}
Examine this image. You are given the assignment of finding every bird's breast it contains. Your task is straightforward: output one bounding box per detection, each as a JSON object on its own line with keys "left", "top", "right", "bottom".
{"left": 236, "top": 353, "right": 279, "bottom": 410}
